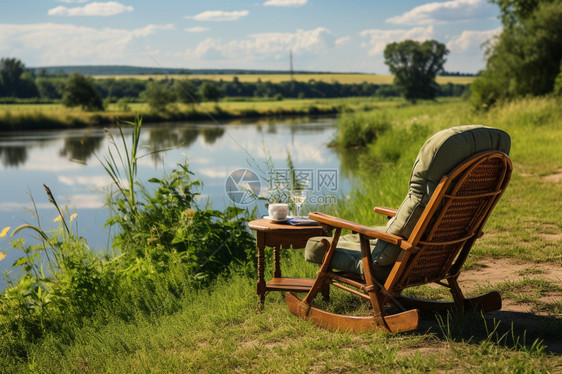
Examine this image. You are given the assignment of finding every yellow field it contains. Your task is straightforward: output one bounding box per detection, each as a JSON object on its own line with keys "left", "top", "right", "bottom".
{"left": 93, "top": 73, "right": 474, "bottom": 85}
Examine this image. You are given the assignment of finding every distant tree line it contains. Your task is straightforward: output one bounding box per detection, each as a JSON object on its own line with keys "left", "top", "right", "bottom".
{"left": 30, "top": 65, "right": 331, "bottom": 76}
{"left": 1, "top": 58, "right": 471, "bottom": 111}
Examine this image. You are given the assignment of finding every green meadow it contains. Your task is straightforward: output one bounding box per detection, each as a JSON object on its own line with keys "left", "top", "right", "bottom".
{"left": 0, "top": 97, "right": 389, "bottom": 131}
{"left": 1, "top": 97, "right": 561, "bottom": 372}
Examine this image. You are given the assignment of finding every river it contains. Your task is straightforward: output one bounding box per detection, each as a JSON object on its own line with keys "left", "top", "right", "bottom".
{"left": 0, "top": 116, "right": 353, "bottom": 285}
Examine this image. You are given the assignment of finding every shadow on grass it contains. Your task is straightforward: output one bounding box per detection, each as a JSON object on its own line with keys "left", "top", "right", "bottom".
{"left": 416, "top": 309, "right": 562, "bottom": 355}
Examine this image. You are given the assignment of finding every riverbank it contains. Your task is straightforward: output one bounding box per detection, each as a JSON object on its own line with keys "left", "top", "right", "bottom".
{"left": 1, "top": 97, "right": 560, "bottom": 372}
{"left": 0, "top": 97, "right": 396, "bottom": 132}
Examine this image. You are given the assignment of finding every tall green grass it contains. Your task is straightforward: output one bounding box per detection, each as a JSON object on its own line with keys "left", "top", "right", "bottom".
{"left": 0, "top": 97, "right": 381, "bottom": 131}
{"left": 0, "top": 117, "right": 256, "bottom": 370}
{"left": 332, "top": 97, "right": 562, "bottom": 239}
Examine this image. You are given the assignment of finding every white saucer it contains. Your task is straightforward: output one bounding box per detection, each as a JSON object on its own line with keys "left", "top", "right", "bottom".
{"left": 264, "top": 215, "right": 292, "bottom": 223}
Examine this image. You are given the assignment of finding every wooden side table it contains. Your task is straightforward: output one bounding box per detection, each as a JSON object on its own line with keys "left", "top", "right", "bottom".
{"left": 248, "top": 218, "right": 331, "bottom": 306}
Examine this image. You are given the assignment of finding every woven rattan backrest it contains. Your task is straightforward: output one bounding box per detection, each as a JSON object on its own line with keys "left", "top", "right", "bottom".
{"left": 391, "top": 151, "right": 512, "bottom": 290}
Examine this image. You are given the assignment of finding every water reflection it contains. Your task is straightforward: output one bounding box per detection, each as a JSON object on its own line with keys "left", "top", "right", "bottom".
{"left": 147, "top": 126, "right": 181, "bottom": 149}
{"left": 145, "top": 124, "right": 227, "bottom": 150}
{"left": 337, "top": 148, "right": 363, "bottom": 178}
{"left": 180, "top": 127, "right": 199, "bottom": 148}
{"left": 0, "top": 146, "right": 28, "bottom": 167}
{"left": 266, "top": 123, "right": 277, "bottom": 134}
{"left": 59, "top": 134, "right": 104, "bottom": 163}
{"left": 0, "top": 117, "right": 345, "bottom": 245}
{"left": 200, "top": 126, "right": 225, "bottom": 145}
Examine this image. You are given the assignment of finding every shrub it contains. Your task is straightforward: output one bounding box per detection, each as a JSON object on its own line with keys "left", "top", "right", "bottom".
{"left": 102, "top": 117, "right": 255, "bottom": 283}
{"left": 333, "top": 111, "right": 390, "bottom": 148}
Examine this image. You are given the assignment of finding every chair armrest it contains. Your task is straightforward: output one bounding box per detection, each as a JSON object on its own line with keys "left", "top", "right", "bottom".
{"left": 374, "top": 206, "right": 397, "bottom": 218}
{"left": 308, "top": 212, "right": 411, "bottom": 249}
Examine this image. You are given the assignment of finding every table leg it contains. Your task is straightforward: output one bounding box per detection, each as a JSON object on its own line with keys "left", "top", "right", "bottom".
{"left": 256, "top": 231, "right": 266, "bottom": 307}
{"left": 273, "top": 246, "right": 281, "bottom": 278}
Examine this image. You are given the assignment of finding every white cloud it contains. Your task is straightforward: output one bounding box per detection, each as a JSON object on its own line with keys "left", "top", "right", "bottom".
{"left": 387, "top": 0, "right": 494, "bottom": 25}
{"left": 335, "top": 36, "right": 351, "bottom": 46}
{"left": 58, "top": 175, "right": 113, "bottom": 189}
{"left": 359, "top": 26, "right": 434, "bottom": 55}
{"left": 0, "top": 23, "right": 174, "bottom": 65}
{"left": 191, "top": 27, "right": 336, "bottom": 60}
{"left": 187, "top": 10, "right": 249, "bottom": 22}
{"left": 48, "top": 1, "right": 134, "bottom": 16}
{"left": 64, "top": 194, "right": 106, "bottom": 209}
{"left": 263, "top": 0, "right": 307, "bottom": 7}
{"left": 197, "top": 168, "right": 230, "bottom": 179}
{"left": 20, "top": 158, "right": 83, "bottom": 172}
{"left": 191, "top": 157, "right": 213, "bottom": 164}
{"left": 447, "top": 27, "right": 501, "bottom": 52}
{"left": 185, "top": 26, "right": 210, "bottom": 33}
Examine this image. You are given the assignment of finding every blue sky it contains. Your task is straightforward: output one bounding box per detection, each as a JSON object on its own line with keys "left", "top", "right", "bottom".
{"left": 0, "top": 0, "right": 502, "bottom": 73}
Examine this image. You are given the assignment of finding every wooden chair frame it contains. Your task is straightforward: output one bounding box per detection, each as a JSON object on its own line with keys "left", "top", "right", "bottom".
{"left": 287, "top": 151, "right": 513, "bottom": 332}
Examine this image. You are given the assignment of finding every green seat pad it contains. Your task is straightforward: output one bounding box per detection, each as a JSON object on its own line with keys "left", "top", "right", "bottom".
{"left": 305, "top": 125, "right": 511, "bottom": 280}
{"left": 305, "top": 231, "right": 393, "bottom": 282}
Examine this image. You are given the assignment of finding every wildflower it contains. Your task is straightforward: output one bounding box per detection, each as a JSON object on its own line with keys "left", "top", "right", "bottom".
{"left": 182, "top": 209, "right": 197, "bottom": 219}
{"left": 0, "top": 252, "right": 6, "bottom": 261}
{"left": 0, "top": 226, "right": 10, "bottom": 238}
{"left": 53, "top": 215, "right": 62, "bottom": 223}
{"left": 70, "top": 213, "right": 77, "bottom": 223}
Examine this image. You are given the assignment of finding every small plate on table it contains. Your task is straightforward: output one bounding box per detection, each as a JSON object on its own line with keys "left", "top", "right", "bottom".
{"left": 287, "top": 217, "right": 318, "bottom": 226}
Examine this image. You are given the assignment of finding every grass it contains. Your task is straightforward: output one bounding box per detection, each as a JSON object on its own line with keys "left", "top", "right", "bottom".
{"left": 0, "top": 97, "right": 394, "bottom": 131}
{"left": 92, "top": 73, "right": 475, "bottom": 85}
{"left": 2, "top": 96, "right": 561, "bottom": 372}
{"left": 19, "top": 253, "right": 559, "bottom": 372}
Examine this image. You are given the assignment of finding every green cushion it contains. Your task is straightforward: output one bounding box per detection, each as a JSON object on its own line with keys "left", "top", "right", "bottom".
{"left": 305, "top": 125, "right": 511, "bottom": 279}
{"left": 304, "top": 232, "right": 392, "bottom": 282}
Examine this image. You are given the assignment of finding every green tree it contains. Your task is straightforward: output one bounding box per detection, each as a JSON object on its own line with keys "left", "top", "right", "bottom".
{"left": 383, "top": 40, "right": 448, "bottom": 103}
{"left": 200, "top": 82, "right": 222, "bottom": 103}
{"left": 62, "top": 73, "right": 104, "bottom": 111}
{"left": 36, "top": 77, "right": 65, "bottom": 99}
{"left": 174, "top": 79, "right": 200, "bottom": 106}
{"left": 471, "top": 0, "right": 562, "bottom": 108}
{"left": 0, "top": 57, "right": 38, "bottom": 98}
{"left": 0, "top": 58, "right": 25, "bottom": 97}
{"left": 142, "top": 81, "right": 175, "bottom": 112}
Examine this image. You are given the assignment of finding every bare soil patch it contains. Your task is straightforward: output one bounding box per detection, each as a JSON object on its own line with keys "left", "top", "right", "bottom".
{"left": 541, "top": 169, "right": 562, "bottom": 182}
{"left": 459, "top": 258, "right": 562, "bottom": 296}
{"left": 539, "top": 233, "right": 562, "bottom": 241}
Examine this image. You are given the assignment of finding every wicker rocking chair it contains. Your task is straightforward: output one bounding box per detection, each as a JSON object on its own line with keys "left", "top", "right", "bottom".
{"left": 287, "top": 126, "right": 512, "bottom": 332}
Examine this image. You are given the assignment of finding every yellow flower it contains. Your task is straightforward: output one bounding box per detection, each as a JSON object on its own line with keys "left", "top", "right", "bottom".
{"left": 0, "top": 252, "right": 6, "bottom": 261}
{"left": 53, "top": 215, "right": 62, "bottom": 223}
{"left": 70, "top": 213, "right": 77, "bottom": 223}
{"left": 0, "top": 226, "right": 10, "bottom": 238}
{"left": 181, "top": 209, "right": 196, "bottom": 219}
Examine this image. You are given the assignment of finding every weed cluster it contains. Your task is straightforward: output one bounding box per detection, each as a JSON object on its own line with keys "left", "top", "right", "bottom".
{"left": 0, "top": 117, "right": 256, "bottom": 368}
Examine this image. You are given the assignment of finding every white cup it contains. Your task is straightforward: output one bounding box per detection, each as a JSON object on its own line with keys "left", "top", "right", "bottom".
{"left": 268, "top": 203, "right": 289, "bottom": 221}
